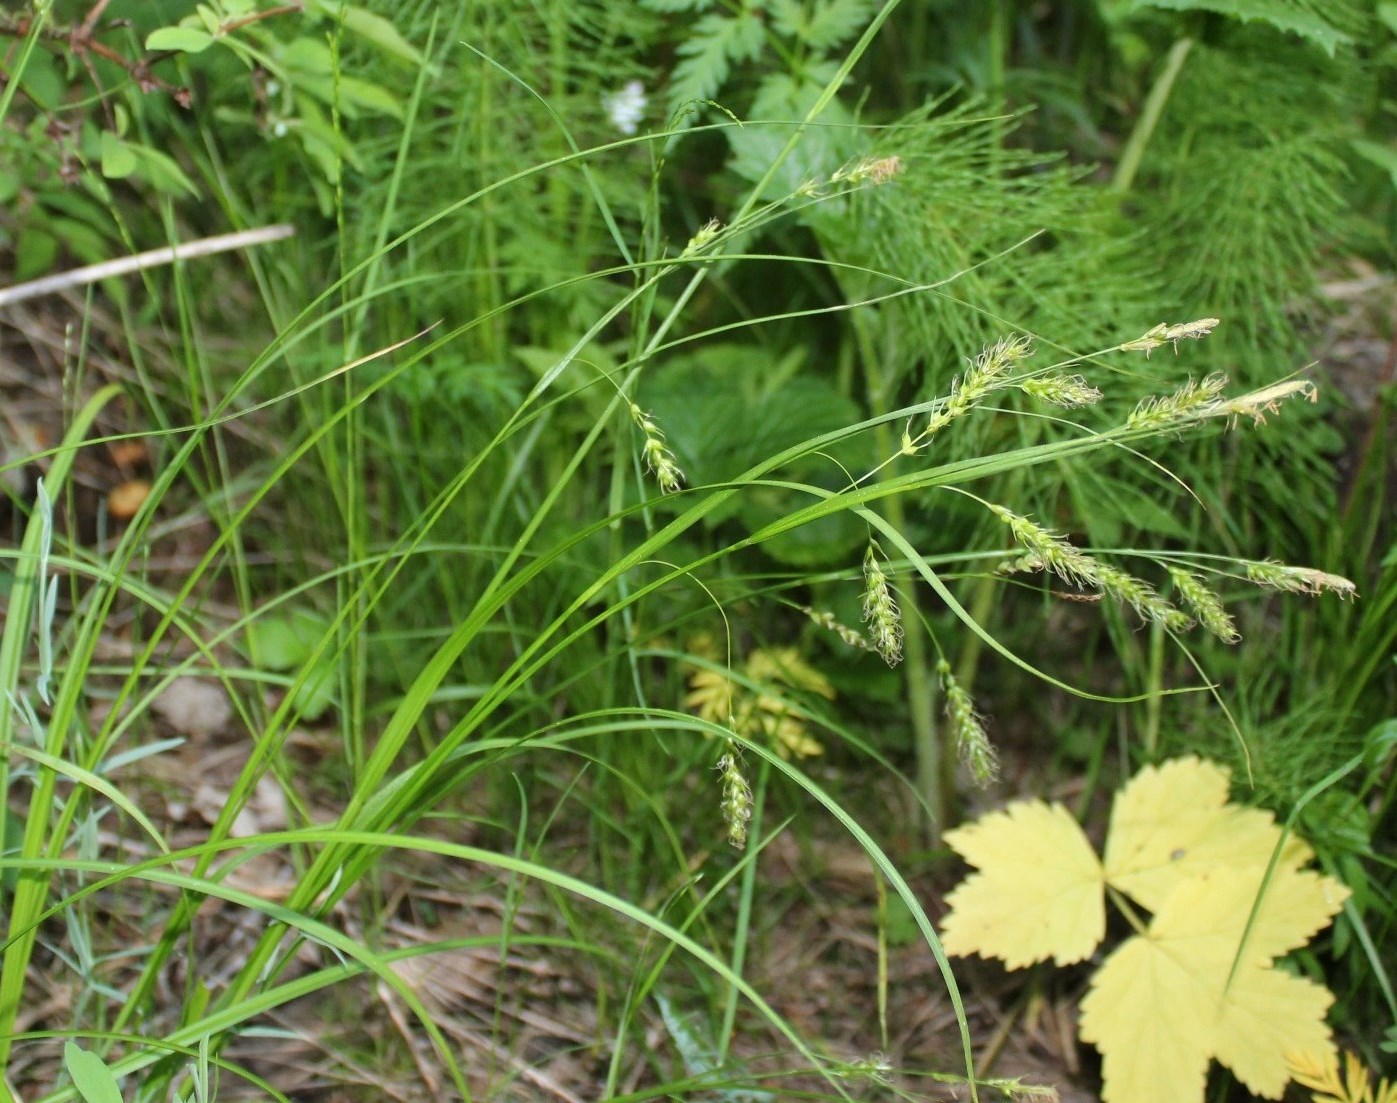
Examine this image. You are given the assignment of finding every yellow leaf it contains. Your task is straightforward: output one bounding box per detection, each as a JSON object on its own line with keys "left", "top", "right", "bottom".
{"left": 684, "top": 667, "right": 733, "bottom": 725}
{"left": 940, "top": 801, "right": 1105, "bottom": 967}
{"left": 746, "top": 647, "right": 835, "bottom": 698}
{"left": 1079, "top": 864, "right": 1347, "bottom": 1103}
{"left": 1103, "top": 757, "right": 1312, "bottom": 911}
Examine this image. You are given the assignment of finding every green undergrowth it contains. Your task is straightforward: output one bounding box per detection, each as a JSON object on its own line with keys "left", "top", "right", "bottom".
{"left": 0, "top": 0, "right": 1393, "bottom": 1099}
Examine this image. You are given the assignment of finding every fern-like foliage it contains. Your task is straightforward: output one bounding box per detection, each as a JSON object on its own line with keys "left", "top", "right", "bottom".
{"left": 1125, "top": 0, "right": 1358, "bottom": 56}
{"left": 665, "top": 7, "right": 768, "bottom": 113}
{"left": 643, "top": 0, "right": 877, "bottom": 123}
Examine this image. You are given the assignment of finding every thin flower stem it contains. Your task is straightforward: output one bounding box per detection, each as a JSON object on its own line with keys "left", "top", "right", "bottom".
{"left": 1113, "top": 36, "right": 1194, "bottom": 192}
{"left": 852, "top": 312, "right": 947, "bottom": 841}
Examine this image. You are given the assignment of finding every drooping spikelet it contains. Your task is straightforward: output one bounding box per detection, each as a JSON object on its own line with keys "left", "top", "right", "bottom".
{"left": 798, "top": 605, "right": 874, "bottom": 653}
{"left": 1093, "top": 562, "right": 1190, "bottom": 631}
{"left": 861, "top": 546, "right": 904, "bottom": 666}
{"left": 630, "top": 403, "right": 684, "bottom": 494}
{"left": 989, "top": 504, "right": 1098, "bottom": 589}
{"left": 938, "top": 659, "right": 997, "bottom": 786}
{"left": 716, "top": 739, "right": 754, "bottom": 849}
{"left": 1167, "top": 566, "right": 1240, "bottom": 643}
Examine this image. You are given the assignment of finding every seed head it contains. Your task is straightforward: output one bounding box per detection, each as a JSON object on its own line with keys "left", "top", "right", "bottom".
{"left": 1127, "top": 374, "right": 1229, "bottom": 432}
{"left": 716, "top": 740, "right": 754, "bottom": 849}
{"left": 1121, "top": 317, "right": 1220, "bottom": 356}
{"left": 1244, "top": 560, "right": 1357, "bottom": 599}
{"left": 1094, "top": 562, "right": 1189, "bottom": 631}
{"left": 938, "top": 660, "right": 997, "bottom": 786}
{"left": 861, "top": 546, "right": 904, "bottom": 666}
{"left": 683, "top": 219, "right": 722, "bottom": 256}
{"left": 1198, "top": 379, "right": 1318, "bottom": 426}
{"left": 925, "top": 335, "right": 1033, "bottom": 439}
{"left": 990, "top": 504, "right": 1099, "bottom": 589}
{"left": 1020, "top": 374, "right": 1103, "bottom": 408}
{"left": 799, "top": 605, "right": 874, "bottom": 653}
{"left": 631, "top": 403, "right": 684, "bottom": 494}
{"left": 1167, "top": 567, "right": 1239, "bottom": 643}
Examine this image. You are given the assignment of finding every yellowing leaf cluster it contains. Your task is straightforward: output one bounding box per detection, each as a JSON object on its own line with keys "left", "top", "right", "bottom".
{"left": 1289, "top": 1049, "right": 1397, "bottom": 1103}
{"left": 939, "top": 757, "right": 1350, "bottom": 1103}
{"left": 684, "top": 646, "right": 834, "bottom": 759}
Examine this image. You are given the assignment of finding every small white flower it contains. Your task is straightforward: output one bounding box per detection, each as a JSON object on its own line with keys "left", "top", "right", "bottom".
{"left": 603, "top": 80, "right": 647, "bottom": 136}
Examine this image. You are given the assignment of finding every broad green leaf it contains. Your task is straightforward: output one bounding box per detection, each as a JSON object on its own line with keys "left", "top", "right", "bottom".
{"left": 145, "top": 26, "right": 216, "bottom": 54}
{"left": 245, "top": 610, "right": 330, "bottom": 671}
{"left": 63, "top": 1043, "right": 123, "bottom": 1103}
{"left": 99, "top": 131, "right": 137, "bottom": 179}
{"left": 15, "top": 227, "right": 57, "bottom": 281}
{"left": 941, "top": 800, "right": 1105, "bottom": 967}
{"left": 129, "top": 143, "right": 200, "bottom": 198}
{"left": 293, "top": 659, "right": 337, "bottom": 721}
{"left": 18, "top": 50, "right": 64, "bottom": 110}
{"left": 1352, "top": 139, "right": 1397, "bottom": 191}
{"left": 279, "top": 37, "right": 336, "bottom": 77}
{"left": 309, "top": 1, "right": 426, "bottom": 66}
{"left": 728, "top": 73, "right": 859, "bottom": 201}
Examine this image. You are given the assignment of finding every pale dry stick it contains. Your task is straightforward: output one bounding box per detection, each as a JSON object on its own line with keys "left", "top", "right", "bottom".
{"left": 0, "top": 224, "right": 296, "bottom": 308}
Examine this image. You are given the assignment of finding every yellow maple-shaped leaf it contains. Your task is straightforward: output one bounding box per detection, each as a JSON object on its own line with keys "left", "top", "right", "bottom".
{"left": 940, "top": 801, "right": 1105, "bottom": 968}
{"left": 1103, "top": 757, "right": 1313, "bottom": 911}
{"left": 1156, "top": 865, "right": 1350, "bottom": 967}
{"left": 1078, "top": 936, "right": 1214, "bottom": 1103}
{"left": 1079, "top": 863, "right": 1348, "bottom": 1103}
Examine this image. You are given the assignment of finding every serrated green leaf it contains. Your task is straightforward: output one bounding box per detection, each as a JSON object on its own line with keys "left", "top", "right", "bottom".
{"left": 728, "top": 74, "right": 858, "bottom": 199}
{"left": 1125, "top": 0, "right": 1351, "bottom": 56}
{"left": 64, "top": 1043, "right": 123, "bottom": 1103}
{"left": 768, "top": 0, "right": 808, "bottom": 38}
{"left": 803, "top": 0, "right": 877, "bottom": 51}
{"left": 641, "top": 0, "right": 714, "bottom": 10}
{"left": 145, "top": 26, "right": 216, "bottom": 54}
{"left": 667, "top": 10, "right": 767, "bottom": 112}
